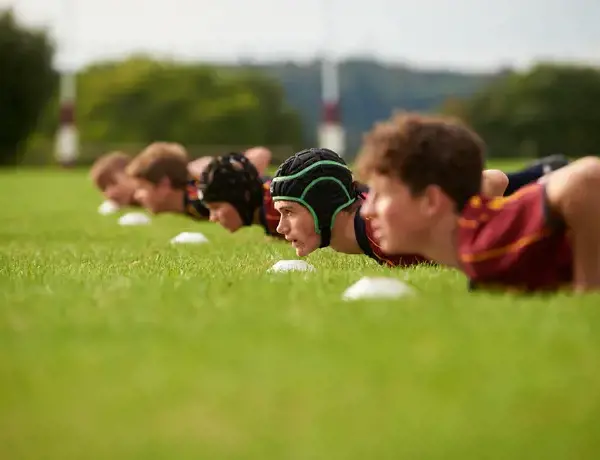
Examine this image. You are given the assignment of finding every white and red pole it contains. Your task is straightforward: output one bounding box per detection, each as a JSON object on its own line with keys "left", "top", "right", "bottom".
{"left": 318, "top": 0, "right": 345, "bottom": 156}
{"left": 319, "top": 58, "right": 345, "bottom": 156}
{"left": 55, "top": 71, "right": 78, "bottom": 166}
{"left": 55, "top": 0, "right": 79, "bottom": 166}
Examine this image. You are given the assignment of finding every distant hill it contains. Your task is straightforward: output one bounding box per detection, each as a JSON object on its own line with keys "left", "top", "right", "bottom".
{"left": 231, "top": 58, "right": 499, "bottom": 157}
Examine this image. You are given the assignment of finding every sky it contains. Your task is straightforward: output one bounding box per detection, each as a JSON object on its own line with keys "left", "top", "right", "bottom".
{"left": 1, "top": 0, "right": 599, "bottom": 71}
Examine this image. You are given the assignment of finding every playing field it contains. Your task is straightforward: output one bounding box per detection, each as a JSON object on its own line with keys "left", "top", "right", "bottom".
{"left": 2, "top": 166, "right": 600, "bottom": 460}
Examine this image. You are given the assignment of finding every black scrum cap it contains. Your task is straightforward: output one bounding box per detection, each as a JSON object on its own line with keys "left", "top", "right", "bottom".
{"left": 198, "top": 153, "right": 263, "bottom": 226}
{"left": 270, "top": 148, "right": 359, "bottom": 248}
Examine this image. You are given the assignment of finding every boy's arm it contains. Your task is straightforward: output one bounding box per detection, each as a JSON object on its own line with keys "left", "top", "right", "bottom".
{"left": 481, "top": 169, "right": 509, "bottom": 197}
{"left": 244, "top": 147, "right": 272, "bottom": 177}
{"left": 187, "top": 156, "right": 214, "bottom": 179}
{"left": 545, "top": 157, "right": 600, "bottom": 292}
{"left": 188, "top": 149, "right": 272, "bottom": 179}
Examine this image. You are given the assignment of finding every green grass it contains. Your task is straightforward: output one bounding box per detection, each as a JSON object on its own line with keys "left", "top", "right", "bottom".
{"left": 1, "top": 165, "right": 600, "bottom": 460}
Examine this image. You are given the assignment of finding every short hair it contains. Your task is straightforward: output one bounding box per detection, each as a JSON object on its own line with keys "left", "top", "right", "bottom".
{"left": 357, "top": 112, "right": 485, "bottom": 210}
{"left": 125, "top": 142, "right": 189, "bottom": 189}
{"left": 90, "top": 151, "right": 131, "bottom": 190}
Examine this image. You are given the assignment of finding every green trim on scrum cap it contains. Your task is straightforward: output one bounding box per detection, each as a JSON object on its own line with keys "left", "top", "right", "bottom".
{"left": 271, "top": 160, "right": 352, "bottom": 183}
{"left": 271, "top": 196, "right": 320, "bottom": 234}
{"left": 272, "top": 175, "right": 356, "bottom": 234}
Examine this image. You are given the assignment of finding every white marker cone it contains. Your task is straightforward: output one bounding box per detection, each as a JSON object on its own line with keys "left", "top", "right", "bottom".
{"left": 170, "top": 232, "right": 209, "bottom": 244}
{"left": 268, "top": 260, "right": 316, "bottom": 273}
{"left": 118, "top": 212, "right": 151, "bottom": 226}
{"left": 98, "top": 200, "right": 119, "bottom": 215}
{"left": 342, "top": 277, "right": 413, "bottom": 301}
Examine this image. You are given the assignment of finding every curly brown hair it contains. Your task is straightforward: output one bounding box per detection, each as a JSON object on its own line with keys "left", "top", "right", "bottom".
{"left": 357, "top": 112, "right": 485, "bottom": 210}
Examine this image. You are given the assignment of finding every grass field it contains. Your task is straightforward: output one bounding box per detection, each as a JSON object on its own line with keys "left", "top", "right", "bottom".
{"left": 2, "top": 165, "right": 600, "bottom": 460}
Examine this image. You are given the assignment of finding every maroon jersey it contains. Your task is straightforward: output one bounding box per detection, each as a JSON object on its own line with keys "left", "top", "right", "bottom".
{"left": 458, "top": 182, "right": 573, "bottom": 292}
{"left": 258, "top": 179, "right": 283, "bottom": 238}
{"left": 354, "top": 200, "right": 428, "bottom": 268}
{"left": 183, "top": 178, "right": 209, "bottom": 220}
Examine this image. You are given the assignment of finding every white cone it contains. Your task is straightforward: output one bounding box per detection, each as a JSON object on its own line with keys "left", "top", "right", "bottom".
{"left": 342, "top": 276, "right": 413, "bottom": 301}
{"left": 267, "top": 260, "right": 316, "bottom": 273}
{"left": 118, "top": 212, "right": 151, "bottom": 226}
{"left": 170, "top": 232, "right": 209, "bottom": 244}
{"left": 98, "top": 200, "right": 120, "bottom": 215}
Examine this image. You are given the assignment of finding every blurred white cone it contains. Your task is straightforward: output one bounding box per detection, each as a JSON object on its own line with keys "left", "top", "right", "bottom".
{"left": 118, "top": 212, "right": 151, "bottom": 226}
{"left": 268, "top": 260, "right": 316, "bottom": 273}
{"left": 170, "top": 232, "right": 209, "bottom": 244}
{"left": 342, "top": 277, "right": 413, "bottom": 301}
{"left": 98, "top": 200, "right": 119, "bottom": 215}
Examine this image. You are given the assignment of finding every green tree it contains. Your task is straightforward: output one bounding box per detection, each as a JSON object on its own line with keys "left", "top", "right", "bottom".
{"left": 36, "top": 56, "right": 162, "bottom": 142}
{"left": 35, "top": 57, "right": 304, "bottom": 159}
{"left": 0, "top": 9, "right": 56, "bottom": 165}
{"left": 442, "top": 64, "right": 600, "bottom": 158}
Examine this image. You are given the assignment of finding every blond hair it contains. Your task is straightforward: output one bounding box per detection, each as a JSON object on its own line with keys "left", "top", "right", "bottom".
{"left": 90, "top": 151, "right": 131, "bottom": 190}
{"left": 126, "top": 142, "right": 189, "bottom": 189}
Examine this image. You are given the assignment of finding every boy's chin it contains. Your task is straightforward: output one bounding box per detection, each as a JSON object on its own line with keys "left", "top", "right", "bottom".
{"left": 380, "top": 238, "right": 408, "bottom": 254}
{"left": 225, "top": 225, "right": 242, "bottom": 234}
{"left": 295, "top": 247, "right": 312, "bottom": 257}
{"left": 381, "top": 240, "right": 398, "bottom": 254}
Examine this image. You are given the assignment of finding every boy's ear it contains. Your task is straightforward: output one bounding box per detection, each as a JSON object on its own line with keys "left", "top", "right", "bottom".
{"left": 421, "top": 184, "right": 451, "bottom": 217}
{"left": 158, "top": 176, "right": 172, "bottom": 189}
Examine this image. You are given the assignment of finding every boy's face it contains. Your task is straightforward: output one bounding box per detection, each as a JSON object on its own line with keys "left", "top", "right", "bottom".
{"left": 274, "top": 201, "right": 321, "bottom": 257}
{"left": 102, "top": 172, "right": 136, "bottom": 206}
{"left": 133, "top": 178, "right": 173, "bottom": 214}
{"left": 204, "top": 202, "right": 244, "bottom": 233}
{"left": 360, "top": 173, "right": 433, "bottom": 254}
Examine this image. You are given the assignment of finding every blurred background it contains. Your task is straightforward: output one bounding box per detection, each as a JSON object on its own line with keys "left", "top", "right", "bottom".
{"left": 1, "top": 0, "right": 599, "bottom": 167}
